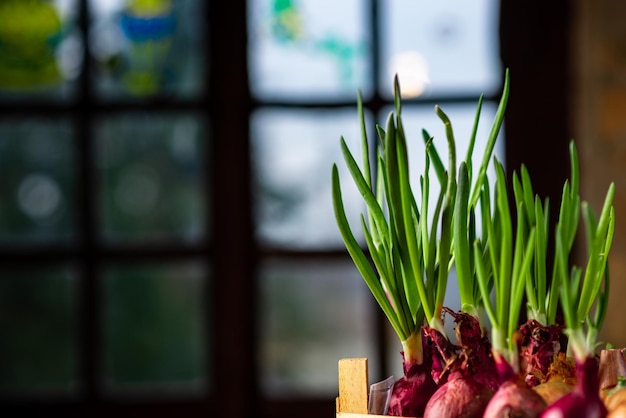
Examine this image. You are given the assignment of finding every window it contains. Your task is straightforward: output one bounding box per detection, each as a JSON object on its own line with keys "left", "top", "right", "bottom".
{"left": 0, "top": 1, "right": 572, "bottom": 417}
{"left": 0, "top": 0, "right": 212, "bottom": 414}
{"left": 248, "top": 0, "right": 503, "bottom": 413}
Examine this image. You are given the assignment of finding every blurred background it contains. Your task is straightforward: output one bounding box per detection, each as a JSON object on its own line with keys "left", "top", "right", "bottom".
{"left": 0, "top": 0, "right": 623, "bottom": 417}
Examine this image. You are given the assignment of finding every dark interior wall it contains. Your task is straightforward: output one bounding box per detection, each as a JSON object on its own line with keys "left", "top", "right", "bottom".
{"left": 499, "top": 1, "right": 571, "bottom": 204}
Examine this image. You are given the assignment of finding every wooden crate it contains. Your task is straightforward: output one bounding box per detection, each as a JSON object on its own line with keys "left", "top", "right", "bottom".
{"left": 335, "top": 358, "right": 403, "bottom": 418}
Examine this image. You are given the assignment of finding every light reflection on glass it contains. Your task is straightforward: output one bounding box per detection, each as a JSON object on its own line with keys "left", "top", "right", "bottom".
{"left": 381, "top": 0, "right": 501, "bottom": 98}
{"left": 0, "top": 119, "right": 75, "bottom": 244}
{"left": 113, "top": 163, "right": 161, "bottom": 217}
{"left": 17, "top": 173, "right": 64, "bottom": 223}
{"left": 96, "top": 113, "right": 206, "bottom": 244}
{"left": 388, "top": 51, "right": 429, "bottom": 98}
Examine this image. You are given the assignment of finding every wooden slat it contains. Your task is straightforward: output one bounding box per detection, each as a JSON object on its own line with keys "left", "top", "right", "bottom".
{"left": 337, "top": 358, "right": 369, "bottom": 414}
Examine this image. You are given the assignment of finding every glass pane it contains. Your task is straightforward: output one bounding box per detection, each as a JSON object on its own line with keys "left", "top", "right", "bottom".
{"left": 251, "top": 108, "right": 365, "bottom": 249}
{"left": 385, "top": 321, "right": 404, "bottom": 384}
{"left": 0, "top": 0, "right": 82, "bottom": 102}
{"left": 0, "top": 118, "right": 76, "bottom": 244}
{"left": 258, "top": 258, "right": 378, "bottom": 397}
{"left": 248, "top": 0, "right": 371, "bottom": 101}
{"left": 102, "top": 261, "right": 208, "bottom": 396}
{"left": 0, "top": 266, "right": 79, "bottom": 395}
{"left": 381, "top": 0, "right": 501, "bottom": 98}
{"left": 96, "top": 113, "right": 206, "bottom": 244}
{"left": 89, "top": 0, "right": 205, "bottom": 100}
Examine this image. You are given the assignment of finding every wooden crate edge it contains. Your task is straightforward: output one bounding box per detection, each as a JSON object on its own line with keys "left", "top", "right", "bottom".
{"left": 337, "top": 358, "right": 369, "bottom": 414}
{"left": 336, "top": 358, "right": 416, "bottom": 418}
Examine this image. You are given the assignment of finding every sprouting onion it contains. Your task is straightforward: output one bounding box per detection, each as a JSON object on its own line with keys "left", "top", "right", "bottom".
{"left": 332, "top": 105, "right": 418, "bottom": 353}
{"left": 548, "top": 141, "right": 582, "bottom": 327}
{"left": 476, "top": 158, "right": 549, "bottom": 418}
{"left": 540, "top": 177, "right": 615, "bottom": 418}
{"left": 512, "top": 164, "right": 553, "bottom": 327}
{"left": 559, "top": 182, "right": 614, "bottom": 367}
{"left": 332, "top": 66, "right": 619, "bottom": 417}
{"left": 417, "top": 106, "right": 456, "bottom": 337}
{"left": 513, "top": 143, "right": 582, "bottom": 387}
{"left": 415, "top": 77, "right": 509, "bottom": 418}
{"left": 424, "top": 69, "right": 509, "bottom": 321}
{"left": 474, "top": 158, "right": 537, "bottom": 376}
{"left": 332, "top": 76, "right": 439, "bottom": 416}
{"left": 333, "top": 70, "right": 509, "bottom": 416}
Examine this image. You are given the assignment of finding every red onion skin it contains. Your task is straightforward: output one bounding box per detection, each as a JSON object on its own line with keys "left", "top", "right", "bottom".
{"left": 423, "top": 374, "right": 494, "bottom": 418}
{"left": 540, "top": 356, "right": 607, "bottom": 418}
{"left": 519, "top": 320, "right": 566, "bottom": 387}
{"left": 445, "top": 309, "right": 500, "bottom": 391}
{"left": 387, "top": 361, "right": 438, "bottom": 417}
{"left": 483, "top": 373, "right": 547, "bottom": 418}
{"left": 423, "top": 325, "right": 459, "bottom": 385}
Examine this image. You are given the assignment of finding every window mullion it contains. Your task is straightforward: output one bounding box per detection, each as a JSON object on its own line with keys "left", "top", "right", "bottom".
{"left": 75, "top": 0, "right": 100, "bottom": 405}
{"left": 208, "top": 1, "right": 258, "bottom": 418}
